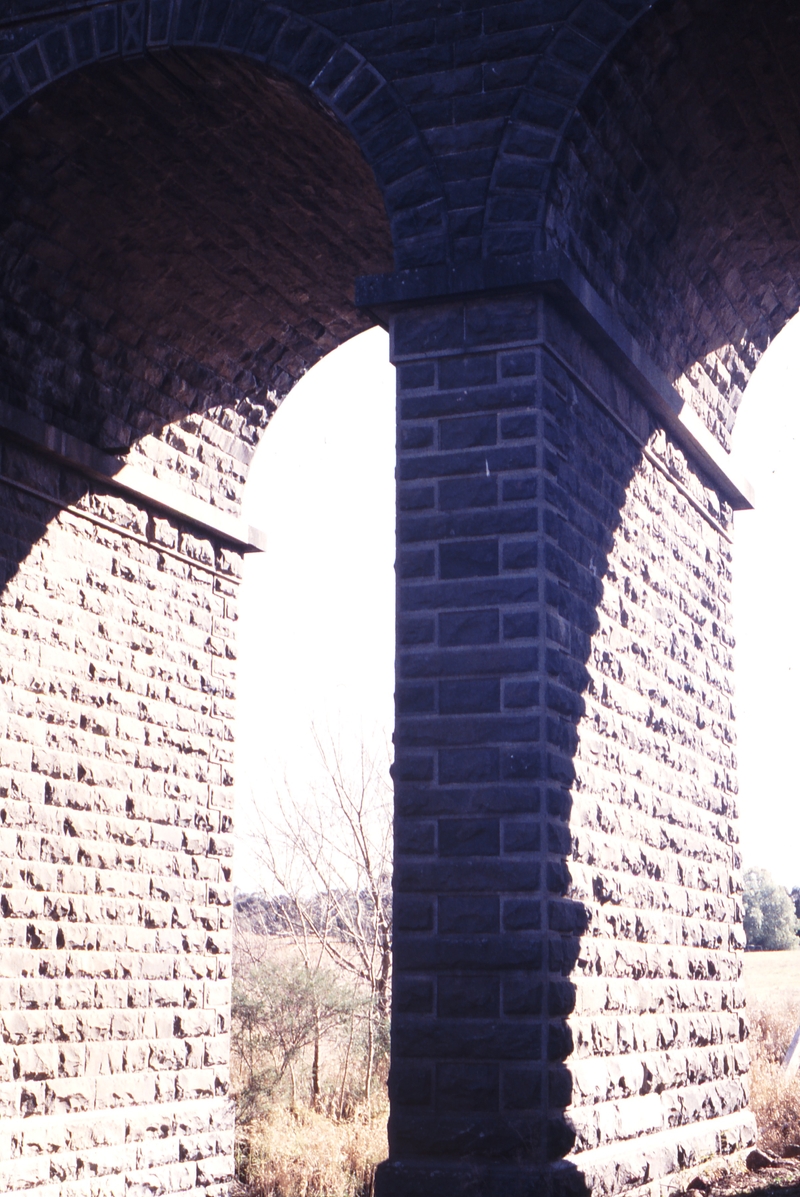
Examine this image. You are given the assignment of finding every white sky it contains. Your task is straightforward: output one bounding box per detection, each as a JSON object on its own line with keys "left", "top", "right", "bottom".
{"left": 233, "top": 317, "right": 800, "bottom": 893}
{"left": 732, "top": 315, "right": 800, "bottom": 887}
{"left": 234, "top": 328, "right": 396, "bottom": 892}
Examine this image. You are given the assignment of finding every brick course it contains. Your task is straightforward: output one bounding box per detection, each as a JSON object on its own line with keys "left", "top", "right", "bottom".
{"left": 0, "top": 432, "right": 238, "bottom": 1194}
{"left": 0, "top": 0, "right": 792, "bottom": 1192}
{"left": 384, "top": 292, "right": 753, "bottom": 1196}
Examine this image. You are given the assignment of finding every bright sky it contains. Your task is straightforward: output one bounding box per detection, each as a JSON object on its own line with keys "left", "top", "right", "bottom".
{"left": 234, "top": 328, "right": 395, "bottom": 892}
{"left": 233, "top": 316, "right": 800, "bottom": 894}
{"left": 732, "top": 314, "right": 800, "bottom": 887}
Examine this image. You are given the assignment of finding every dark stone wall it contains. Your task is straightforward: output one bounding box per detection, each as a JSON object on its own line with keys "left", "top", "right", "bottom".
{"left": 4, "top": 0, "right": 800, "bottom": 446}
{"left": 384, "top": 291, "right": 752, "bottom": 1197}
{"left": 0, "top": 45, "right": 392, "bottom": 475}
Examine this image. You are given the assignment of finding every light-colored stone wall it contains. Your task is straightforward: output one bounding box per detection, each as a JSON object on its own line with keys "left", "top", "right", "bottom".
{"left": 0, "top": 431, "right": 238, "bottom": 1195}
{"left": 549, "top": 318, "right": 754, "bottom": 1191}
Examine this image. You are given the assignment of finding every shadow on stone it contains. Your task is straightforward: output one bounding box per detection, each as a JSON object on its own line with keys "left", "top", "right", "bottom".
{"left": 380, "top": 288, "right": 748, "bottom": 1196}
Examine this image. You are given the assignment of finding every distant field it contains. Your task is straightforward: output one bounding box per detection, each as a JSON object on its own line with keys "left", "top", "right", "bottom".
{"left": 744, "top": 950, "right": 800, "bottom": 1007}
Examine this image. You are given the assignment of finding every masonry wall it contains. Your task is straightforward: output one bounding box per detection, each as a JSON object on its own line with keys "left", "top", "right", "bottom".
{"left": 549, "top": 307, "right": 754, "bottom": 1192}
{"left": 0, "top": 433, "right": 239, "bottom": 1195}
{"left": 0, "top": 2, "right": 781, "bottom": 1193}
{"left": 0, "top": 285, "right": 756, "bottom": 1197}
{"left": 383, "top": 292, "right": 753, "bottom": 1197}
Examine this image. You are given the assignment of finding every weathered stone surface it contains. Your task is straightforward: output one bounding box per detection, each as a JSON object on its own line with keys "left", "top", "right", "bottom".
{"left": 0, "top": 434, "right": 238, "bottom": 1193}
{"left": 0, "top": 0, "right": 794, "bottom": 1193}
{"left": 385, "top": 292, "right": 754, "bottom": 1196}
{"left": 0, "top": 44, "right": 393, "bottom": 493}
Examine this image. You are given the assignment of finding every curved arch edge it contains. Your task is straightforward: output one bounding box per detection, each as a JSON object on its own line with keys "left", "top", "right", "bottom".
{"left": 480, "top": 0, "right": 659, "bottom": 260}
{"left": 0, "top": 0, "right": 450, "bottom": 271}
{"left": 357, "top": 250, "right": 754, "bottom": 511}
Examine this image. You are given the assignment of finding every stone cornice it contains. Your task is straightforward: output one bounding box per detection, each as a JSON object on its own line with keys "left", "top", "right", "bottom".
{"left": 357, "top": 252, "right": 755, "bottom": 512}
{"left": 0, "top": 400, "right": 266, "bottom": 551}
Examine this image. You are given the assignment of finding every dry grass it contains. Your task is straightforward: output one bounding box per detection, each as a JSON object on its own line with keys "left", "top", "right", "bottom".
{"left": 745, "top": 953, "right": 800, "bottom": 1156}
{"left": 743, "top": 953, "right": 800, "bottom": 1011}
{"left": 237, "top": 1105, "right": 388, "bottom": 1197}
{"left": 748, "top": 1006, "right": 800, "bottom": 1154}
{"left": 232, "top": 951, "right": 800, "bottom": 1197}
{"left": 232, "top": 919, "right": 390, "bottom": 1197}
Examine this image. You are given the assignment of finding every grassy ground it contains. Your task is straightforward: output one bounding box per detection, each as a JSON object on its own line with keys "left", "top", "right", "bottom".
{"left": 673, "top": 952, "right": 800, "bottom": 1196}
{"left": 744, "top": 952, "right": 800, "bottom": 1009}
{"left": 237, "top": 1106, "right": 387, "bottom": 1197}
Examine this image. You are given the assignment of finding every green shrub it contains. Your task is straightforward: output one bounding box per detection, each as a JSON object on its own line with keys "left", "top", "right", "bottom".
{"left": 743, "top": 868, "right": 799, "bottom": 951}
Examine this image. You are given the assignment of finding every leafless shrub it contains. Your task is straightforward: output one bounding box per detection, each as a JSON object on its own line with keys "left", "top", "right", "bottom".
{"left": 251, "top": 733, "right": 392, "bottom": 1107}
{"left": 232, "top": 735, "right": 392, "bottom": 1195}
{"left": 748, "top": 997, "right": 800, "bottom": 1154}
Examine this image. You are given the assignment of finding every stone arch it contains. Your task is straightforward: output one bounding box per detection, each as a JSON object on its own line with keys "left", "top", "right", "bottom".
{"left": 481, "top": 0, "right": 657, "bottom": 262}
{"left": 0, "top": 1, "right": 448, "bottom": 275}
{"left": 0, "top": 3, "right": 449, "bottom": 509}
{"left": 0, "top": 21, "right": 415, "bottom": 1191}
{"left": 1, "top": 4, "right": 792, "bottom": 1195}
{"left": 542, "top": 0, "right": 800, "bottom": 448}
{"left": 0, "top": 47, "right": 398, "bottom": 537}
{"left": 482, "top": 0, "right": 800, "bottom": 451}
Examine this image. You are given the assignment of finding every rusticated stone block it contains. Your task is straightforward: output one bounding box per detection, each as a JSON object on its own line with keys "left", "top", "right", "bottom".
{"left": 0, "top": 2, "right": 784, "bottom": 1191}
{"left": 0, "top": 436, "right": 237, "bottom": 1194}
{"left": 383, "top": 292, "right": 753, "bottom": 1197}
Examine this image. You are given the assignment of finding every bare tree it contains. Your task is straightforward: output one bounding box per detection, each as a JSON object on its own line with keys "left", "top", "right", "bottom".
{"left": 252, "top": 732, "right": 392, "bottom": 1108}
{"left": 232, "top": 956, "right": 353, "bottom": 1117}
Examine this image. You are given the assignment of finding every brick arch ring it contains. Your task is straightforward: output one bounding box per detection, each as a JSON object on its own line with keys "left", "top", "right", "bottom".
{"left": 0, "top": 0, "right": 449, "bottom": 271}
{"left": 481, "top": 0, "right": 657, "bottom": 261}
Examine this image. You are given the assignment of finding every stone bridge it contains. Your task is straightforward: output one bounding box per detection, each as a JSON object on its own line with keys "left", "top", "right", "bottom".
{"left": 0, "top": 0, "right": 792, "bottom": 1193}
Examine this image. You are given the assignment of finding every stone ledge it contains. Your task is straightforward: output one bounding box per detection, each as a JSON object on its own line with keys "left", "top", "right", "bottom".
{"left": 0, "top": 401, "right": 266, "bottom": 552}
{"left": 357, "top": 252, "right": 754, "bottom": 512}
{"left": 556, "top": 1110, "right": 758, "bottom": 1197}
{"left": 622, "top": 1149, "right": 754, "bottom": 1197}
{"left": 374, "top": 1113, "right": 757, "bottom": 1197}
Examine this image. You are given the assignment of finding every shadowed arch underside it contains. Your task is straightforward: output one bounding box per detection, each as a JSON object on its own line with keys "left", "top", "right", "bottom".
{"left": 0, "top": 47, "right": 393, "bottom": 463}
{"left": 547, "top": 0, "right": 800, "bottom": 445}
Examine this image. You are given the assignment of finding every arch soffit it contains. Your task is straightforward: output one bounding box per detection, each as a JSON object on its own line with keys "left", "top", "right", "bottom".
{"left": 482, "top": 0, "right": 657, "bottom": 260}
{"left": 0, "top": 0, "right": 449, "bottom": 272}
{"left": 554, "top": 0, "right": 800, "bottom": 433}
{"left": 475, "top": 0, "right": 800, "bottom": 458}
